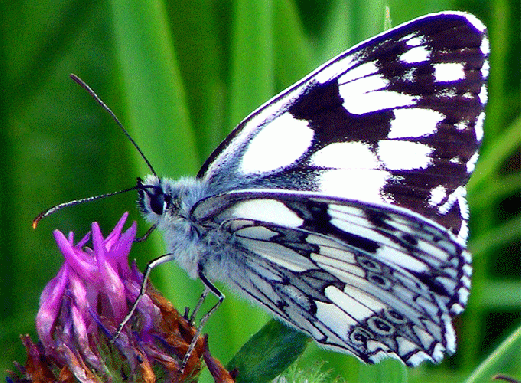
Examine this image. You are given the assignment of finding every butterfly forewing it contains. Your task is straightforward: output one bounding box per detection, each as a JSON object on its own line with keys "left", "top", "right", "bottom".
{"left": 198, "top": 12, "right": 488, "bottom": 244}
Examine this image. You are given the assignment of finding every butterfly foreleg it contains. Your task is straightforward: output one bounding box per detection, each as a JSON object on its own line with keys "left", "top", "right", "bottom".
{"left": 112, "top": 252, "right": 175, "bottom": 341}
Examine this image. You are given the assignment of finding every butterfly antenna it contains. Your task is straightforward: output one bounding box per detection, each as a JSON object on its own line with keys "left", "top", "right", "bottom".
{"left": 69, "top": 74, "right": 157, "bottom": 177}
{"left": 32, "top": 186, "right": 138, "bottom": 229}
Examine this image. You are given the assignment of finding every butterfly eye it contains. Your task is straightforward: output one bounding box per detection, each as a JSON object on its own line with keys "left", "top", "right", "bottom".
{"left": 148, "top": 186, "right": 165, "bottom": 215}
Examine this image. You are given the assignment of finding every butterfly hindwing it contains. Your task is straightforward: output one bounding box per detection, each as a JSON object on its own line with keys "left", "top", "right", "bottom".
{"left": 194, "top": 190, "right": 470, "bottom": 365}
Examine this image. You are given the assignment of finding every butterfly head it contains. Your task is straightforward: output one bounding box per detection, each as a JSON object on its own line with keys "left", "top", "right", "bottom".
{"left": 137, "top": 175, "right": 206, "bottom": 226}
{"left": 138, "top": 175, "right": 175, "bottom": 222}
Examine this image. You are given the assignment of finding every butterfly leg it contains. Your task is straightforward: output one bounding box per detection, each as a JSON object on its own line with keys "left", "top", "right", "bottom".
{"left": 112, "top": 252, "right": 175, "bottom": 342}
{"left": 134, "top": 222, "right": 157, "bottom": 242}
{"left": 187, "top": 286, "right": 211, "bottom": 324}
{"left": 181, "top": 270, "right": 224, "bottom": 372}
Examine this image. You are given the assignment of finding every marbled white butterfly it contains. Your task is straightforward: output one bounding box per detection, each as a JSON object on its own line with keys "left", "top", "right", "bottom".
{"left": 118, "top": 11, "right": 489, "bottom": 367}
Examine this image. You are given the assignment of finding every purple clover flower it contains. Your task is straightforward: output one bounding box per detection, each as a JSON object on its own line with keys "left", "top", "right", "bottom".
{"left": 8, "top": 213, "right": 233, "bottom": 382}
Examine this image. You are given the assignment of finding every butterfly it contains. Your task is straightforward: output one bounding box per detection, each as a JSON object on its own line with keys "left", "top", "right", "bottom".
{"left": 131, "top": 11, "right": 488, "bottom": 367}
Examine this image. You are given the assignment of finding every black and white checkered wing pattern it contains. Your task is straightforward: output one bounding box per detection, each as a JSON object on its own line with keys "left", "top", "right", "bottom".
{"left": 198, "top": 12, "right": 488, "bottom": 245}
{"left": 194, "top": 191, "right": 471, "bottom": 365}
{"left": 138, "top": 11, "right": 489, "bottom": 368}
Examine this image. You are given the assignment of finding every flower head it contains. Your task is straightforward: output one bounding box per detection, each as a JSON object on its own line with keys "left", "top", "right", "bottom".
{"left": 8, "top": 213, "right": 232, "bottom": 382}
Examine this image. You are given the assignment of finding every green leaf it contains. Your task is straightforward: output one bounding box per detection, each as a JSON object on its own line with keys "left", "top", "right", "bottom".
{"left": 227, "top": 320, "right": 310, "bottom": 383}
{"left": 464, "top": 324, "right": 521, "bottom": 383}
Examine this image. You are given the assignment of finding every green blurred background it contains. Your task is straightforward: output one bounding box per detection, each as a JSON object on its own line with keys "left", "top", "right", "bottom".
{"left": 1, "top": 1, "right": 519, "bottom": 382}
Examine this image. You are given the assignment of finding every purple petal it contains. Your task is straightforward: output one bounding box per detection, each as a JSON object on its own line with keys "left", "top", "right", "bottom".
{"left": 104, "top": 212, "right": 129, "bottom": 250}
{"left": 54, "top": 230, "right": 96, "bottom": 280}
{"left": 36, "top": 264, "right": 69, "bottom": 349}
{"left": 92, "top": 222, "right": 127, "bottom": 320}
{"left": 109, "top": 222, "right": 137, "bottom": 274}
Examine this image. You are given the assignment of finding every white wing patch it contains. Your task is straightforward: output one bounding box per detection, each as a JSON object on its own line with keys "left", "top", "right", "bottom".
{"left": 316, "top": 169, "right": 393, "bottom": 203}
{"left": 310, "top": 141, "right": 380, "bottom": 168}
{"left": 402, "top": 34, "right": 425, "bottom": 47}
{"left": 227, "top": 199, "right": 304, "bottom": 227}
{"left": 339, "top": 80, "right": 417, "bottom": 114}
{"left": 238, "top": 236, "right": 315, "bottom": 272}
{"left": 429, "top": 185, "right": 448, "bottom": 207}
{"left": 434, "top": 63, "right": 466, "bottom": 82}
{"left": 389, "top": 108, "right": 444, "bottom": 138}
{"left": 325, "top": 286, "right": 381, "bottom": 321}
{"left": 377, "top": 141, "right": 434, "bottom": 170}
{"left": 476, "top": 112, "right": 486, "bottom": 141}
{"left": 240, "top": 113, "right": 313, "bottom": 174}
{"left": 399, "top": 45, "right": 431, "bottom": 63}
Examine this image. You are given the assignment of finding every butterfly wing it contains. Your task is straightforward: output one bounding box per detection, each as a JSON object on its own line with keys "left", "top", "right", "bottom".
{"left": 197, "top": 12, "right": 488, "bottom": 244}
{"left": 192, "top": 190, "right": 471, "bottom": 366}
{"left": 138, "top": 11, "right": 488, "bottom": 367}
